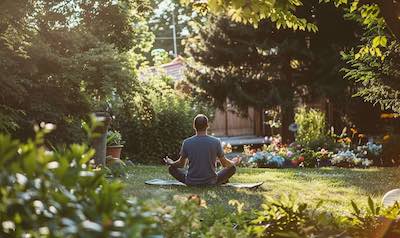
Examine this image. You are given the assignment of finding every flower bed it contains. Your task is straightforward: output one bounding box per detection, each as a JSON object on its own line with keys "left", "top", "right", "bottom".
{"left": 238, "top": 133, "right": 383, "bottom": 169}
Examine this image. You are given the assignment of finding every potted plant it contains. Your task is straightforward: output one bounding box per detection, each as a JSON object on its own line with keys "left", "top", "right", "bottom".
{"left": 106, "top": 130, "right": 125, "bottom": 159}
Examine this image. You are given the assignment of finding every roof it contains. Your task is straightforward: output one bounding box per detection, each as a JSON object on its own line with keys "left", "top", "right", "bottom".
{"left": 139, "top": 56, "right": 186, "bottom": 81}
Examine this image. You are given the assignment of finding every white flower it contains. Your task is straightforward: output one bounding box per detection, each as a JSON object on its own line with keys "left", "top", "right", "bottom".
{"left": 47, "top": 161, "right": 59, "bottom": 169}
{"left": 16, "top": 173, "right": 27, "bottom": 185}
{"left": 2, "top": 221, "right": 15, "bottom": 232}
{"left": 362, "top": 159, "right": 373, "bottom": 167}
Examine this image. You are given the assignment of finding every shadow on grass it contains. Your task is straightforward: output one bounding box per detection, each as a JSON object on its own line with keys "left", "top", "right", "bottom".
{"left": 288, "top": 167, "right": 400, "bottom": 195}
{"left": 234, "top": 167, "right": 400, "bottom": 195}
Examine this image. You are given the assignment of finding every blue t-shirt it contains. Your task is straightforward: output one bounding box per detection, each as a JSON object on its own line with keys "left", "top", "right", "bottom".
{"left": 180, "top": 135, "right": 224, "bottom": 185}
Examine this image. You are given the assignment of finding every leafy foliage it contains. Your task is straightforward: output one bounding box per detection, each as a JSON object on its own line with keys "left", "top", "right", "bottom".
{"left": 0, "top": 126, "right": 164, "bottom": 237}
{"left": 0, "top": 0, "right": 153, "bottom": 143}
{"left": 181, "top": 0, "right": 347, "bottom": 30}
{"left": 107, "top": 130, "right": 124, "bottom": 146}
{"left": 182, "top": 0, "right": 400, "bottom": 41}
{"left": 295, "top": 107, "right": 333, "bottom": 150}
{"left": 343, "top": 3, "right": 400, "bottom": 113}
{"left": 148, "top": 0, "right": 201, "bottom": 59}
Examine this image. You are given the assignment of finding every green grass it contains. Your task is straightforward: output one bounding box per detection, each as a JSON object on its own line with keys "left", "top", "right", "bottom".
{"left": 122, "top": 166, "right": 400, "bottom": 215}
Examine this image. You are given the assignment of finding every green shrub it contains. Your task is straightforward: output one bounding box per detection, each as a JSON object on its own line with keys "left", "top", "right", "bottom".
{"left": 195, "top": 196, "right": 400, "bottom": 238}
{"left": 295, "top": 107, "right": 334, "bottom": 150}
{"left": 0, "top": 125, "right": 163, "bottom": 237}
{"left": 114, "top": 77, "right": 212, "bottom": 163}
{"left": 346, "top": 198, "right": 400, "bottom": 237}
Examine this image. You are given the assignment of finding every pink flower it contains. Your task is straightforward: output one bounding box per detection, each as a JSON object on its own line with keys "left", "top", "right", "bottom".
{"left": 298, "top": 156, "right": 305, "bottom": 162}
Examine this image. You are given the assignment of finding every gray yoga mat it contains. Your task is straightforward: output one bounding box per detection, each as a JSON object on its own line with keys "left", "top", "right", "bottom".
{"left": 145, "top": 179, "right": 263, "bottom": 189}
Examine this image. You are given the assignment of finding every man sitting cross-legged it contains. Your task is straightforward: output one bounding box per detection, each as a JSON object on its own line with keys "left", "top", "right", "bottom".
{"left": 163, "top": 114, "right": 241, "bottom": 186}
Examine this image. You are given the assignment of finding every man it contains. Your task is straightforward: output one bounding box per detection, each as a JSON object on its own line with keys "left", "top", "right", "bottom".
{"left": 163, "top": 114, "right": 241, "bottom": 185}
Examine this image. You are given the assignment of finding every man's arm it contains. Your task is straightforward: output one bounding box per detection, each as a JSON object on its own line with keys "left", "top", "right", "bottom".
{"left": 163, "top": 156, "right": 187, "bottom": 168}
{"left": 217, "top": 140, "right": 241, "bottom": 167}
{"left": 218, "top": 155, "right": 241, "bottom": 168}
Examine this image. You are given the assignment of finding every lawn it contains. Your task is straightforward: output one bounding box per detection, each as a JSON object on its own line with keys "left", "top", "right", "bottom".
{"left": 122, "top": 165, "right": 400, "bottom": 215}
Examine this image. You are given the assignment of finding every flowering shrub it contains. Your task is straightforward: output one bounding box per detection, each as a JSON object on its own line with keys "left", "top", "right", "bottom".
{"left": 248, "top": 152, "right": 286, "bottom": 168}
{"left": 366, "top": 142, "right": 382, "bottom": 156}
{"left": 242, "top": 132, "right": 382, "bottom": 168}
{"left": 314, "top": 148, "right": 333, "bottom": 167}
{"left": 331, "top": 150, "right": 373, "bottom": 168}
{"left": 239, "top": 112, "right": 386, "bottom": 169}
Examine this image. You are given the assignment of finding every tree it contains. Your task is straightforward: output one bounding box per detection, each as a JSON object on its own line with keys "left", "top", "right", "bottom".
{"left": 186, "top": 0, "right": 400, "bottom": 116}
{"left": 0, "top": 1, "right": 36, "bottom": 132}
{"left": 185, "top": 15, "right": 312, "bottom": 142}
{"left": 185, "top": 2, "right": 359, "bottom": 142}
{"left": 0, "top": 0, "right": 154, "bottom": 142}
{"left": 148, "top": 0, "right": 202, "bottom": 61}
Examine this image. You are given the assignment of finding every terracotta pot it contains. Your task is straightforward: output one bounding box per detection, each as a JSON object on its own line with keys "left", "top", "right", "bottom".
{"left": 106, "top": 145, "right": 124, "bottom": 159}
{"left": 291, "top": 159, "right": 299, "bottom": 167}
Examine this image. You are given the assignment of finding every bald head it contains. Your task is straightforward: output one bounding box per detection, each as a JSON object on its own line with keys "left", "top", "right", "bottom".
{"left": 193, "top": 114, "right": 208, "bottom": 132}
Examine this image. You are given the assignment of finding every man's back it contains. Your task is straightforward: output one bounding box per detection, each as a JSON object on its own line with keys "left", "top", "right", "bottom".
{"left": 181, "top": 135, "right": 223, "bottom": 185}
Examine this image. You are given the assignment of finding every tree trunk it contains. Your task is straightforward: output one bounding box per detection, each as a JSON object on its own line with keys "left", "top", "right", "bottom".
{"left": 280, "top": 56, "right": 295, "bottom": 144}
{"left": 281, "top": 104, "right": 295, "bottom": 144}
{"left": 377, "top": 0, "right": 400, "bottom": 41}
{"left": 360, "top": 0, "right": 400, "bottom": 40}
{"left": 254, "top": 107, "right": 264, "bottom": 136}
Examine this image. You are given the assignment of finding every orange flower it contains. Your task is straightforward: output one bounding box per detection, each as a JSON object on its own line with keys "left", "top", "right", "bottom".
{"left": 358, "top": 134, "right": 365, "bottom": 138}
{"left": 381, "top": 113, "right": 400, "bottom": 119}
{"left": 350, "top": 128, "right": 357, "bottom": 134}
{"left": 344, "top": 137, "right": 352, "bottom": 143}
{"left": 383, "top": 134, "right": 390, "bottom": 141}
{"left": 381, "top": 113, "right": 390, "bottom": 119}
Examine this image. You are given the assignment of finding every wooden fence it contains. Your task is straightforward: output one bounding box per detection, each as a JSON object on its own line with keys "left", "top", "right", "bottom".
{"left": 209, "top": 107, "right": 258, "bottom": 136}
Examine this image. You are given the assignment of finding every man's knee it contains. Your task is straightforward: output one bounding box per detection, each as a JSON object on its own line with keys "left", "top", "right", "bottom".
{"left": 168, "top": 165, "right": 175, "bottom": 174}
{"left": 229, "top": 165, "right": 237, "bottom": 175}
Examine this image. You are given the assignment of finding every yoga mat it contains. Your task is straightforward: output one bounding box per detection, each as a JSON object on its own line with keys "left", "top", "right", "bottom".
{"left": 145, "top": 179, "right": 263, "bottom": 189}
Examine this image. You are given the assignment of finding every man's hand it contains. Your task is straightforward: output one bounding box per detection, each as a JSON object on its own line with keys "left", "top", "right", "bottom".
{"left": 163, "top": 156, "right": 175, "bottom": 166}
{"left": 231, "top": 156, "right": 242, "bottom": 165}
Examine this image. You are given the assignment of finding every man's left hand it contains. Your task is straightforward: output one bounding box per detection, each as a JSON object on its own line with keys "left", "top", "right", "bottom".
{"left": 163, "top": 156, "right": 175, "bottom": 166}
{"left": 231, "top": 156, "right": 242, "bottom": 165}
